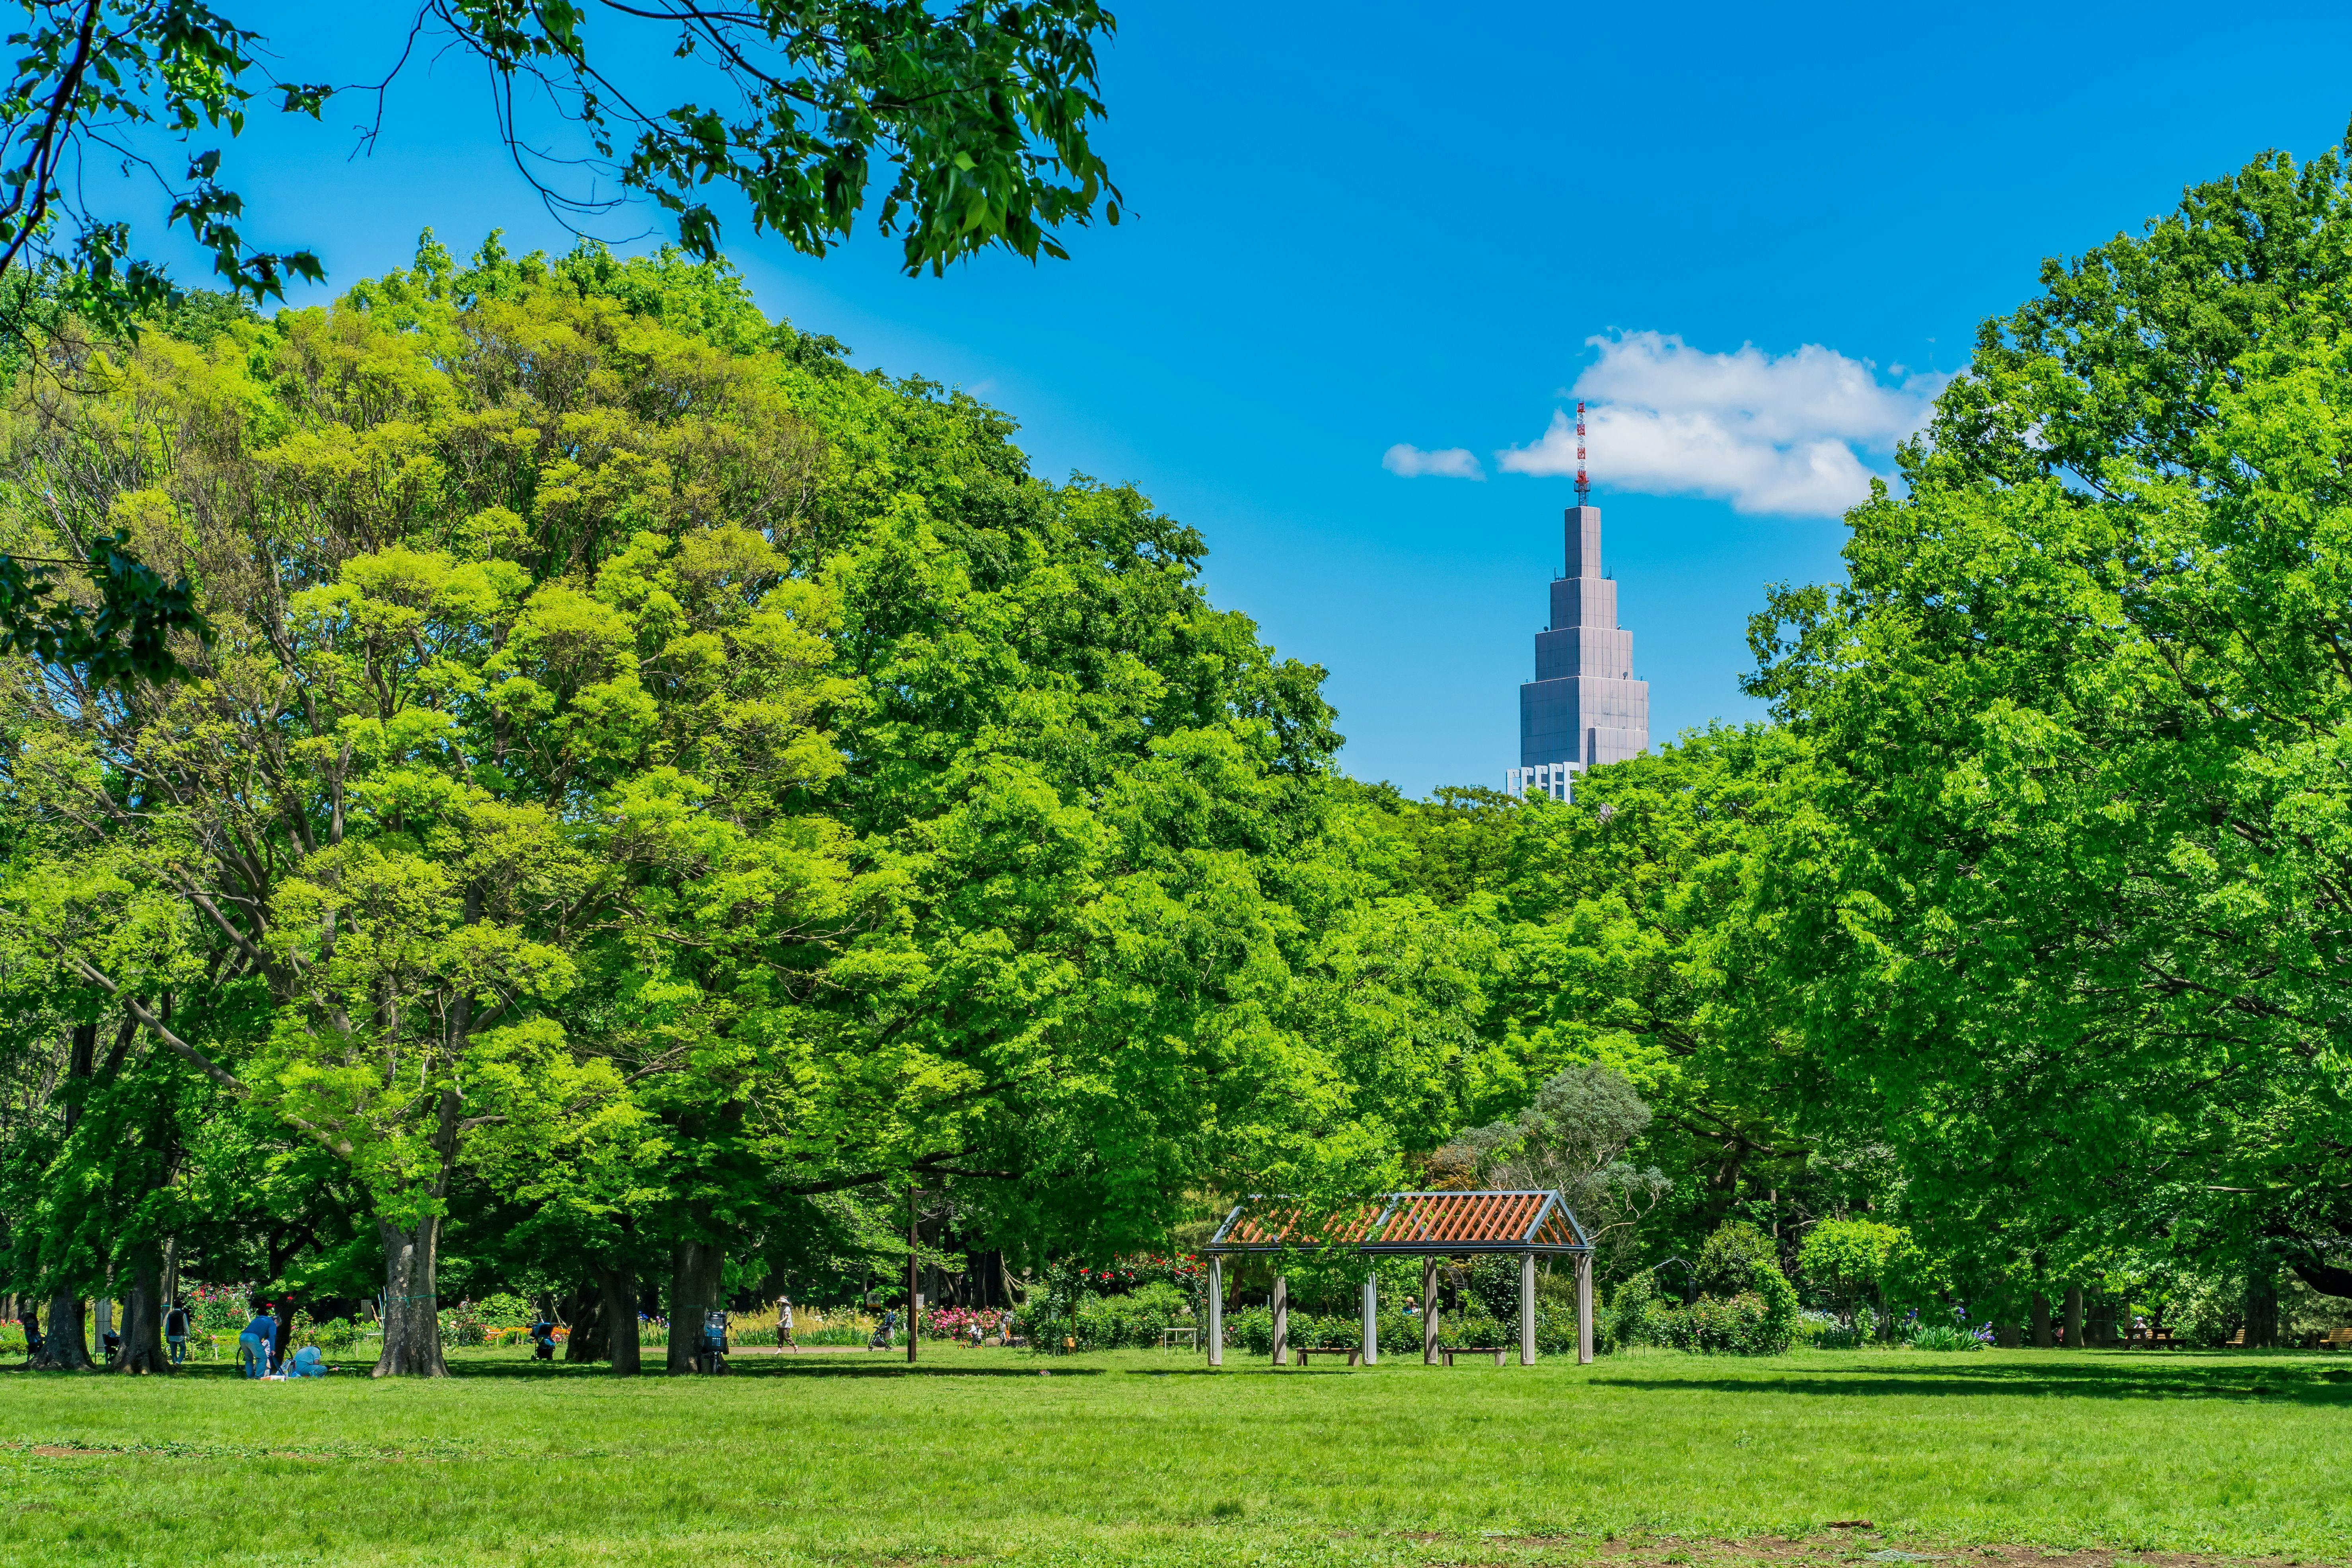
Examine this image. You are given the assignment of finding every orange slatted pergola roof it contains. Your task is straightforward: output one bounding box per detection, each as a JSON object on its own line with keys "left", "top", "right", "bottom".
{"left": 1205, "top": 1190, "right": 1590, "bottom": 1257}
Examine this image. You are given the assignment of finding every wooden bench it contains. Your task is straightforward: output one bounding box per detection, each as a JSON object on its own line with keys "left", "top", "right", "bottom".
{"left": 1439, "top": 1346, "right": 1509, "bottom": 1366}
{"left": 1292, "top": 1345, "right": 1361, "bottom": 1366}
{"left": 2318, "top": 1327, "right": 2352, "bottom": 1350}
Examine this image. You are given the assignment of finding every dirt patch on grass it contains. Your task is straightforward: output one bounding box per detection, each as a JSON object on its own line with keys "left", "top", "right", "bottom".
{"left": 27, "top": 1445, "right": 120, "bottom": 1458}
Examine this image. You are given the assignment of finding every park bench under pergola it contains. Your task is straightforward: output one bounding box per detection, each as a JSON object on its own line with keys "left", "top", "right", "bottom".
{"left": 1202, "top": 1189, "right": 1593, "bottom": 1368}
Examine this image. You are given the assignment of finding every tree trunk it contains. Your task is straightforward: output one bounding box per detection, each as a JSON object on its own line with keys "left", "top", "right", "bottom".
{"left": 372, "top": 1216, "right": 449, "bottom": 1377}
{"left": 562, "top": 1281, "right": 607, "bottom": 1363}
{"left": 2245, "top": 1268, "right": 2279, "bottom": 1348}
{"left": 2085, "top": 1293, "right": 2118, "bottom": 1348}
{"left": 2030, "top": 1292, "right": 2054, "bottom": 1348}
{"left": 1996, "top": 1320, "right": 2021, "bottom": 1348}
{"left": 116, "top": 1246, "right": 167, "bottom": 1374}
{"left": 2062, "top": 1285, "right": 2084, "bottom": 1349}
{"left": 33, "top": 1292, "right": 91, "bottom": 1370}
{"left": 666, "top": 1239, "right": 725, "bottom": 1374}
{"left": 597, "top": 1265, "right": 640, "bottom": 1377}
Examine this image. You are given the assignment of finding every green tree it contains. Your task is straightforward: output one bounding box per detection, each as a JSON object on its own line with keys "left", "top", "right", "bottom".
{"left": 1743, "top": 134, "right": 2352, "bottom": 1315}
{"left": 1433, "top": 1063, "right": 1670, "bottom": 1276}
{"left": 1795, "top": 1216, "right": 1942, "bottom": 1333}
{"left": 1, "top": 234, "right": 1477, "bottom": 1375}
{"left": 1358, "top": 726, "right": 1815, "bottom": 1270}
{"left": 0, "top": 0, "right": 1125, "bottom": 680}
{"left": 1, "top": 241, "right": 850, "bottom": 1372}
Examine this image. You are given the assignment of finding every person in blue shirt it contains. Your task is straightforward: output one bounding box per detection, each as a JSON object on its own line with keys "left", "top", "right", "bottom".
{"left": 288, "top": 1344, "right": 325, "bottom": 1377}
{"left": 240, "top": 1307, "right": 277, "bottom": 1378}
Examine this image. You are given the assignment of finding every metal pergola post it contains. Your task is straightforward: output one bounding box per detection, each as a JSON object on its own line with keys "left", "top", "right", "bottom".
{"left": 1576, "top": 1251, "right": 1594, "bottom": 1365}
{"left": 1206, "top": 1257, "right": 1224, "bottom": 1367}
{"left": 1519, "top": 1253, "right": 1537, "bottom": 1366}
{"left": 1422, "top": 1257, "right": 1440, "bottom": 1365}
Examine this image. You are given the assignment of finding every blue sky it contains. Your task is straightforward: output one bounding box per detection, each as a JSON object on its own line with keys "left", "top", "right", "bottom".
{"left": 133, "top": 2, "right": 2352, "bottom": 794}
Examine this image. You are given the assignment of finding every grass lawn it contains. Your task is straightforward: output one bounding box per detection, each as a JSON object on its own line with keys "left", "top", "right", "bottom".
{"left": 0, "top": 1344, "right": 2344, "bottom": 1567}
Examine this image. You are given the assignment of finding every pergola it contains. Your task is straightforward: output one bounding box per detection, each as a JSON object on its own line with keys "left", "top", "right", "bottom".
{"left": 1202, "top": 1190, "right": 1593, "bottom": 1368}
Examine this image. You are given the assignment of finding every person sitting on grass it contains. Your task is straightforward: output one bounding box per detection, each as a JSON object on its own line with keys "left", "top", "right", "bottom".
{"left": 289, "top": 1344, "right": 326, "bottom": 1377}
{"left": 164, "top": 1299, "right": 190, "bottom": 1366}
{"left": 240, "top": 1305, "right": 277, "bottom": 1379}
{"left": 529, "top": 1317, "right": 557, "bottom": 1360}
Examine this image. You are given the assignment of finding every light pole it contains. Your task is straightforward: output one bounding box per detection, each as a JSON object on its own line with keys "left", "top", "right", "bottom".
{"left": 906, "top": 1181, "right": 919, "bottom": 1366}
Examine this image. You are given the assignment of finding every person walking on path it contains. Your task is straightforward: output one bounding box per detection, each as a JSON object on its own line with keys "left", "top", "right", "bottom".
{"left": 163, "top": 1299, "right": 189, "bottom": 1366}
{"left": 239, "top": 1304, "right": 277, "bottom": 1378}
{"left": 776, "top": 1294, "right": 797, "bottom": 1352}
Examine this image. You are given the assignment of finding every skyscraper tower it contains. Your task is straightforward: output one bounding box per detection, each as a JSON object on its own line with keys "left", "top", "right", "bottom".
{"left": 1505, "top": 497, "right": 1649, "bottom": 802}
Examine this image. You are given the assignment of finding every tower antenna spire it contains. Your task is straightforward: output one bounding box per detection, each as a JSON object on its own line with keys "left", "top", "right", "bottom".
{"left": 1575, "top": 400, "right": 1589, "bottom": 507}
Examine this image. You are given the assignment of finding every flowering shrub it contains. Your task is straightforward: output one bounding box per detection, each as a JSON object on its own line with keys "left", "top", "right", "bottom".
{"left": 1077, "top": 1254, "right": 1205, "bottom": 1290}
{"left": 923, "top": 1307, "right": 1008, "bottom": 1340}
{"left": 442, "top": 1304, "right": 488, "bottom": 1346}
{"left": 181, "top": 1282, "right": 253, "bottom": 1334}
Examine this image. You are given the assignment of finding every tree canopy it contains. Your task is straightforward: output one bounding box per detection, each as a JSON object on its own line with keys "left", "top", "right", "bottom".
{"left": 0, "top": 0, "right": 1126, "bottom": 684}
{"left": 1742, "top": 140, "right": 2352, "bottom": 1325}
{"left": 0, "top": 233, "right": 1486, "bottom": 1372}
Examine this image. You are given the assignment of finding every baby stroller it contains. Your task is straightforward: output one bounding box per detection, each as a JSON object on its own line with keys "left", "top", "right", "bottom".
{"left": 695, "top": 1309, "right": 729, "bottom": 1375}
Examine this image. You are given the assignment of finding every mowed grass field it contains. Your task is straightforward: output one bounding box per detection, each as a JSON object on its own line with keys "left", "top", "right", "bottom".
{"left": 1, "top": 1344, "right": 2345, "bottom": 1567}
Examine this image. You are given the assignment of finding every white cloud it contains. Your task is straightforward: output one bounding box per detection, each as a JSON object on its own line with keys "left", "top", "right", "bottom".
{"left": 1495, "top": 332, "right": 1947, "bottom": 517}
{"left": 1382, "top": 442, "right": 1485, "bottom": 480}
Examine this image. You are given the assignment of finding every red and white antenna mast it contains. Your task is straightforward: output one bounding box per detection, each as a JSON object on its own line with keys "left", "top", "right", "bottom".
{"left": 1575, "top": 399, "right": 1589, "bottom": 507}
